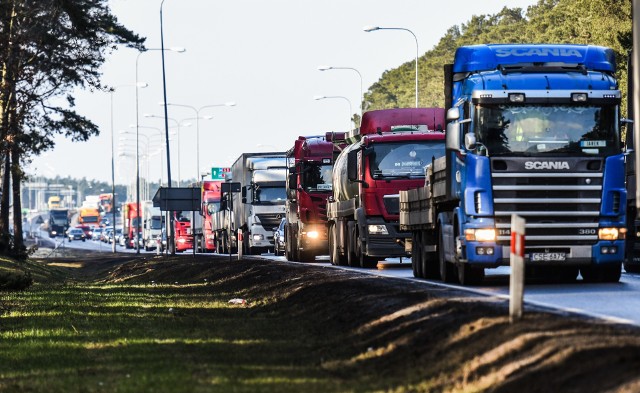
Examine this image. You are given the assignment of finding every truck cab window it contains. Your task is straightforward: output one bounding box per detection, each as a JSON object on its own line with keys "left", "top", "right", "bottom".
{"left": 369, "top": 142, "right": 446, "bottom": 179}
{"left": 302, "top": 163, "right": 333, "bottom": 192}
{"left": 475, "top": 105, "right": 619, "bottom": 156}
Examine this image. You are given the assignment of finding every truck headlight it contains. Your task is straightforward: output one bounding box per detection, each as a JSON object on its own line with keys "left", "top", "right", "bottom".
{"left": 464, "top": 228, "right": 496, "bottom": 242}
{"left": 368, "top": 225, "right": 388, "bottom": 235}
{"left": 599, "top": 227, "right": 626, "bottom": 240}
{"left": 253, "top": 234, "right": 264, "bottom": 241}
{"left": 178, "top": 238, "right": 186, "bottom": 244}
{"left": 304, "top": 231, "right": 319, "bottom": 239}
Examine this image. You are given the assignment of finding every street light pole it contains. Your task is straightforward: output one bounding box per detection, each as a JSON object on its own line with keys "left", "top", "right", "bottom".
{"left": 160, "top": 0, "right": 175, "bottom": 254}
{"left": 136, "top": 45, "right": 184, "bottom": 254}
{"left": 109, "top": 83, "right": 146, "bottom": 253}
{"left": 314, "top": 95, "right": 353, "bottom": 130}
{"left": 317, "top": 66, "right": 363, "bottom": 119}
{"left": 364, "top": 26, "right": 419, "bottom": 108}
{"left": 109, "top": 91, "right": 117, "bottom": 253}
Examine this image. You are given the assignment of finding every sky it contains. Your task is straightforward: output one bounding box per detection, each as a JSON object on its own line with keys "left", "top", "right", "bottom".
{"left": 26, "top": 0, "right": 539, "bottom": 186}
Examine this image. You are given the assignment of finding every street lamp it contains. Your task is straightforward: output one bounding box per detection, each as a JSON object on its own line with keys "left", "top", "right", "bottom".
{"left": 109, "top": 83, "right": 147, "bottom": 253}
{"left": 163, "top": 101, "right": 235, "bottom": 182}
{"left": 364, "top": 25, "right": 419, "bottom": 108}
{"left": 317, "top": 65, "right": 363, "bottom": 119}
{"left": 136, "top": 45, "right": 185, "bottom": 254}
{"left": 314, "top": 95, "right": 353, "bottom": 130}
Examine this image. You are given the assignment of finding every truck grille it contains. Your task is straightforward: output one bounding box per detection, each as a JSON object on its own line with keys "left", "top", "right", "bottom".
{"left": 256, "top": 213, "right": 284, "bottom": 230}
{"left": 310, "top": 195, "right": 328, "bottom": 221}
{"left": 383, "top": 195, "right": 400, "bottom": 215}
{"left": 490, "top": 158, "right": 603, "bottom": 246}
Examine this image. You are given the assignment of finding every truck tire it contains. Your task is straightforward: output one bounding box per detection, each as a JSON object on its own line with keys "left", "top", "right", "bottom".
{"left": 329, "top": 224, "right": 346, "bottom": 266}
{"left": 580, "top": 264, "right": 622, "bottom": 283}
{"left": 411, "top": 231, "right": 422, "bottom": 278}
{"left": 438, "top": 228, "right": 457, "bottom": 283}
{"left": 457, "top": 263, "right": 485, "bottom": 286}
{"left": 421, "top": 232, "right": 440, "bottom": 279}
{"left": 346, "top": 223, "right": 359, "bottom": 268}
{"left": 298, "top": 250, "right": 315, "bottom": 263}
{"left": 624, "top": 263, "right": 640, "bottom": 273}
{"left": 357, "top": 233, "right": 377, "bottom": 268}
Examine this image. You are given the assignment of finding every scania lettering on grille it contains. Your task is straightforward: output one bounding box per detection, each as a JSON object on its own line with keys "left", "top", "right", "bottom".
{"left": 524, "top": 161, "right": 570, "bottom": 170}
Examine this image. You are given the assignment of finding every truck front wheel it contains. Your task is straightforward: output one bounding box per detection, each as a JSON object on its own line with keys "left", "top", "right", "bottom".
{"left": 357, "top": 233, "right": 377, "bottom": 268}
{"left": 329, "top": 224, "right": 339, "bottom": 265}
{"left": 412, "top": 231, "right": 422, "bottom": 278}
{"left": 438, "top": 228, "right": 457, "bottom": 283}
{"left": 457, "top": 263, "right": 485, "bottom": 286}
{"left": 580, "top": 264, "right": 622, "bottom": 283}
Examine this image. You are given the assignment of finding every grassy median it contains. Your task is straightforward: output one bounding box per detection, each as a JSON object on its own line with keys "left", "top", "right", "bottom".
{"left": 1, "top": 252, "right": 640, "bottom": 392}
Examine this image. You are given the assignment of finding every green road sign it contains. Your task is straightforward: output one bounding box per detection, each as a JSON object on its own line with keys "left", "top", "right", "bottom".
{"left": 211, "top": 167, "right": 231, "bottom": 180}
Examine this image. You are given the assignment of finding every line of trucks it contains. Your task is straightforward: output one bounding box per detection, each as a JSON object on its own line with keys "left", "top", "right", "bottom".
{"left": 201, "top": 43, "right": 636, "bottom": 286}
{"left": 76, "top": 43, "right": 633, "bottom": 286}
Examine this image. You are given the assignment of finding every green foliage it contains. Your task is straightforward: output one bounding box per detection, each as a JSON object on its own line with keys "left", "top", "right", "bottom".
{"left": 365, "top": 0, "right": 632, "bottom": 111}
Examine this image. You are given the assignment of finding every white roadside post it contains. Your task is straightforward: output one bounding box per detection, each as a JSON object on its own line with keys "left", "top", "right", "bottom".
{"left": 510, "top": 214, "right": 526, "bottom": 322}
{"left": 238, "top": 229, "right": 243, "bottom": 260}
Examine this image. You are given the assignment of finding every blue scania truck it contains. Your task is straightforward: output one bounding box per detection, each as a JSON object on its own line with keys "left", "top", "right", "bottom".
{"left": 400, "top": 44, "right": 627, "bottom": 285}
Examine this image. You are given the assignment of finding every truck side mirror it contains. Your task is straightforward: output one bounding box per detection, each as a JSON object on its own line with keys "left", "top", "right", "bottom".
{"left": 446, "top": 107, "right": 461, "bottom": 121}
{"left": 220, "top": 198, "right": 227, "bottom": 211}
{"left": 347, "top": 149, "right": 359, "bottom": 181}
{"left": 446, "top": 122, "right": 461, "bottom": 151}
{"left": 288, "top": 171, "right": 297, "bottom": 190}
{"left": 241, "top": 186, "right": 247, "bottom": 198}
{"left": 464, "top": 133, "right": 477, "bottom": 150}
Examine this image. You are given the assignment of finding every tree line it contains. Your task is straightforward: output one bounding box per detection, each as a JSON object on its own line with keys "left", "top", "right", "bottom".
{"left": 1, "top": 0, "right": 633, "bottom": 259}
{"left": 0, "top": 0, "right": 144, "bottom": 258}
{"left": 363, "top": 0, "right": 632, "bottom": 113}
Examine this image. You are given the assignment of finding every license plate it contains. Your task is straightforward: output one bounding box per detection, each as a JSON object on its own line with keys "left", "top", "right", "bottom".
{"left": 531, "top": 252, "right": 566, "bottom": 261}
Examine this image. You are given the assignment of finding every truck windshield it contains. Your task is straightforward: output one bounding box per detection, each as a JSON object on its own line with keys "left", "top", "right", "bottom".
{"left": 50, "top": 212, "right": 67, "bottom": 224}
{"left": 151, "top": 217, "right": 163, "bottom": 230}
{"left": 475, "top": 105, "right": 620, "bottom": 156}
{"left": 254, "top": 186, "right": 286, "bottom": 204}
{"left": 368, "top": 141, "right": 445, "bottom": 179}
{"left": 302, "top": 163, "right": 333, "bottom": 192}
{"left": 206, "top": 202, "right": 219, "bottom": 215}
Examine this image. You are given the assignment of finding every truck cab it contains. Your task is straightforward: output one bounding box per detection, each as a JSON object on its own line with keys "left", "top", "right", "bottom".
{"left": 285, "top": 134, "right": 345, "bottom": 262}
{"left": 328, "top": 108, "right": 446, "bottom": 268}
{"left": 442, "top": 44, "right": 625, "bottom": 283}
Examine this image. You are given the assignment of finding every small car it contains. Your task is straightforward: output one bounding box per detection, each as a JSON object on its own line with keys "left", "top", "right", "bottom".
{"left": 68, "top": 228, "right": 86, "bottom": 242}
{"left": 92, "top": 227, "right": 103, "bottom": 241}
{"left": 76, "top": 225, "right": 92, "bottom": 239}
{"left": 273, "top": 218, "right": 286, "bottom": 256}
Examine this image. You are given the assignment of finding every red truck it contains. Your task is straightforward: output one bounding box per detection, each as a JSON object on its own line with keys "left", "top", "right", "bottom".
{"left": 174, "top": 212, "right": 194, "bottom": 252}
{"left": 122, "top": 202, "right": 140, "bottom": 249}
{"left": 285, "top": 133, "right": 346, "bottom": 261}
{"left": 198, "top": 180, "right": 223, "bottom": 252}
{"left": 327, "top": 108, "right": 446, "bottom": 268}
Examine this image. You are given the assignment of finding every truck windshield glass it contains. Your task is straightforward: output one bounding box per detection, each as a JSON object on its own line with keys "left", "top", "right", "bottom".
{"left": 254, "top": 186, "right": 286, "bottom": 204}
{"left": 368, "top": 141, "right": 445, "bottom": 179}
{"left": 50, "top": 212, "right": 67, "bottom": 224}
{"left": 475, "top": 105, "right": 620, "bottom": 156}
{"left": 302, "top": 163, "right": 333, "bottom": 192}
{"left": 206, "top": 202, "right": 219, "bottom": 215}
{"left": 151, "top": 217, "right": 163, "bottom": 230}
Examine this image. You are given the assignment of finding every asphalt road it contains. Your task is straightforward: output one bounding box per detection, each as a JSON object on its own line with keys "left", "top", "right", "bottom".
{"left": 37, "top": 232, "right": 640, "bottom": 327}
{"left": 264, "top": 255, "right": 640, "bottom": 327}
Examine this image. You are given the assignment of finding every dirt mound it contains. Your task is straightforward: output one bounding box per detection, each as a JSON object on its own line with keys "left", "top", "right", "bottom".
{"left": 96, "top": 254, "right": 640, "bottom": 391}
{"left": 25, "top": 252, "right": 640, "bottom": 391}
